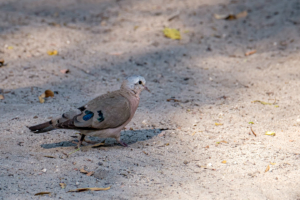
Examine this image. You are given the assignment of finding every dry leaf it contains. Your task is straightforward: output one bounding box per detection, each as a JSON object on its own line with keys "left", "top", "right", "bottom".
{"left": 80, "top": 168, "right": 88, "bottom": 174}
{"left": 45, "top": 90, "right": 54, "bottom": 97}
{"left": 34, "top": 192, "right": 51, "bottom": 196}
{"left": 59, "top": 183, "right": 66, "bottom": 189}
{"left": 0, "top": 94, "right": 4, "bottom": 100}
{"left": 68, "top": 186, "right": 111, "bottom": 192}
{"left": 38, "top": 93, "right": 46, "bottom": 103}
{"left": 214, "top": 10, "right": 248, "bottom": 20}
{"left": 47, "top": 50, "right": 58, "bottom": 56}
{"left": 86, "top": 171, "right": 94, "bottom": 176}
{"left": 92, "top": 143, "right": 105, "bottom": 148}
{"left": 215, "top": 122, "right": 223, "bottom": 126}
{"left": 165, "top": 143, "right": 170, "bottom": 146}
{"left": 163, "top": 28, "right": 181, "bottom": 40}
{"left": 44, "top": 155, "right": 56, "bottom": 158}
{"left": 221, "top": 160, "right": 227, "bottom": 164}
{"left": 245, "top": 50, "right": 256, "bottom": 56}
{"left": 236, "top": 10, "right": 248, "bottom": 18}
{"left": 265, "top": 131, "right": 276, "bottom": 136}
{"left": 265, "top": 165, "right": 270, "bottom": 172}
{"left": 60, "top": 69, "right": 69, "bottom": 74}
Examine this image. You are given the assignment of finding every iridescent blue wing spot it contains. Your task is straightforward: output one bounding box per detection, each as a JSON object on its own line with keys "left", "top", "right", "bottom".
{"left": 83, "top": 110, "right": 94, "bottom": 121}
{"left": 97, "top": 110, "right": 105, "bottom": 122}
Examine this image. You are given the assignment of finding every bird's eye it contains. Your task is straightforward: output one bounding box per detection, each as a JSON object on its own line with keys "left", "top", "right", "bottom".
{"left": 138, "top": 80, "right": 142, "bottom": 84}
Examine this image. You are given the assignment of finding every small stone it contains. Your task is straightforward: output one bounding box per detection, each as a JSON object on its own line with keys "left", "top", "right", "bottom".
{"left": 183, "top": 160, "right": 189, "bottom": 165}
{"left": 42, "top": 168, "right": 47, "bottom": 173}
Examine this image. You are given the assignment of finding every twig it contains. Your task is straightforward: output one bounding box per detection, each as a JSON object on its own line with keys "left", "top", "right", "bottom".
{"left": 250, "top": 127, "right": 257, "bottom": 137}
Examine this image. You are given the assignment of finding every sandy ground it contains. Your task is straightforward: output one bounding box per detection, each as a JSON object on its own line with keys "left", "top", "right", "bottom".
{"left": 0, "top": 0, "right": 300, "bottom": 199}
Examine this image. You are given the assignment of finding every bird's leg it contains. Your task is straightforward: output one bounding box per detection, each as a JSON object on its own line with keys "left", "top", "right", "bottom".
{"left": 72, "top": 134, "right": 86, "bottom": 148}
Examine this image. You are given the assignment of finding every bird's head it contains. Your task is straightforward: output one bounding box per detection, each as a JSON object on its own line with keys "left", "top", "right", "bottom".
{"left": 121, "top": 75, "right": 150, "bottom": 95}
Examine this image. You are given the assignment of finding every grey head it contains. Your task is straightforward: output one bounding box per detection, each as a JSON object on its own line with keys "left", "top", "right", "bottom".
{"left": 121, "top": 75, "right": 150, "bottom": 95}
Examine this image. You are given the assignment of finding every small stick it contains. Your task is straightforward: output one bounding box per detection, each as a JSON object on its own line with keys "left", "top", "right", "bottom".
{"left": 250, "top": 127, "right": 257, "bottom": 137}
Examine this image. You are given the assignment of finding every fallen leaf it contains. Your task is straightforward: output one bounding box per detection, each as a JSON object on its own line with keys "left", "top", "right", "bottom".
{"left": 0, "top": 59, "right": 4, "bottom": 66}
{"left": 34, "top": 192, "right": 51, "bottom": 196}
{"left": 68, "top": 186, "right": 111, "bottom": 192}
{"left": 265, "top": 165, "right": 270, "bottom": 172}
{"left": 38, "top": 93, "right": 46, "bottom": 103}
{"left": 205, "top": 145, "right": 209, "bottom": 148}
{"left": 47, "top": 50, "right": 58, "bottom": 56}
{"left": 214, "top": 10, "right": 248, "bottom": 20}
{"left": 59, "top": 183, "right": 66, "bottom": 189}
{"left": 80, "top": 168, "right": 88, "bottom": 174}
{"left": 60, "top": 69, "right": 69, "bottom": 74}
{"left": 0, "top": 94, "right": 4, "bottom": 100}
{"left": 165, "top": 143, "right": 170, "bottom": 146}
{"left": 248, "top": 122, "right": 254, "bottom": 124}
{"left": 86, "top": 171, "right": 94, "bottom": 176}
{"left": 163, "top": 28, "right": 181, "bottom": 40}
{"left": 92, "top": 143, "right": 105, "bottom": 148}
{"left": 215, "top": 122, "right": 223, "bottom": 126}
{"left": 265, "top": 131, "right": 276, "bottom": 136}
{"left": 245, "top": 50, "right": 256, "bottom": 56}
{"left": 45, "top": 90, "right": 54, "bottom": 97}
{"left": 44, "top": 156, "right": 56, "bottom": 158}
{"left": 221, "top": 160, "right": 227, "bottom": 164}
{"left": 39, "top": 90, "right": 54, "bottom": 103}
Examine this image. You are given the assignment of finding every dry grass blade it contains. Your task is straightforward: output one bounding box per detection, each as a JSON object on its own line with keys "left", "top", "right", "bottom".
{"left": 250, "top": 127, "right": 257, "bottom": 137}
{"left": 44, "top": 155, "right": 56, "bottom": 158}
{"left": 34, "top": 192, "right": 51, "bottom": 196}
{"left": 245, "top": 50, "right": 257, "bottom": 56}
{"left": 68, "top": 186, "right": 111, "bottom": 192}
{"left": 91, "top": 142, "right": 106, "bottom": 148}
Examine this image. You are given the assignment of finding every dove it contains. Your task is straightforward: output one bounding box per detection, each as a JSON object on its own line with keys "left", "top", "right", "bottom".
{"left": 28, "top": 75, "right": 150, "bottom": 148}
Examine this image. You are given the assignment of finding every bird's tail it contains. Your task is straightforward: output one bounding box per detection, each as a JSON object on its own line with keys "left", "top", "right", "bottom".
{"left": 28, "top": 121, "right": 55, "bottom": 133}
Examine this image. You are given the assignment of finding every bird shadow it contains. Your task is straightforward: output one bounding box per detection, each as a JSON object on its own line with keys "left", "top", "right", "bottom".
{"left": 40, "top": 128, "right": 167, "bottom": 149}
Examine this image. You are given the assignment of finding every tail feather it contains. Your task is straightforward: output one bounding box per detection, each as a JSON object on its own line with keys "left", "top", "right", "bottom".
{"left": 28, "top": 121, "right": 55, "bottom": 133}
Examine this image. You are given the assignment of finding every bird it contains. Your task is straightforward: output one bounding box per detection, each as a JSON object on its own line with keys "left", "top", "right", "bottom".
{"left": 28, "top": 75, "right": 150, "bottom": 148}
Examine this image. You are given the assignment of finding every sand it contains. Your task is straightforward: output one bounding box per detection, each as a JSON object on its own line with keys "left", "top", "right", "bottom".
{"left": 0, "top": 0, "right": 300, "bottom": 199}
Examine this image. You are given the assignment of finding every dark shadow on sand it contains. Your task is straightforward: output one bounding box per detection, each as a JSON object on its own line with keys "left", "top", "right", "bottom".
{"left": 41, "top": 128, "right": 168, "bottom": 149}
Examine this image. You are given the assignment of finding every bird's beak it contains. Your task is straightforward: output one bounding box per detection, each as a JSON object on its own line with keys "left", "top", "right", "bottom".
{"left": 143, "top": 85, "right": 151, "bottom": 93}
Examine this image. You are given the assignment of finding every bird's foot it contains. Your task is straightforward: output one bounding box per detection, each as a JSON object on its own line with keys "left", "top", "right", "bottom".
{"left": 83, "top": 139, "right": 99, "bottom": 144}
{"left": 118, "top": 140, "right": 128, "bottom": 147}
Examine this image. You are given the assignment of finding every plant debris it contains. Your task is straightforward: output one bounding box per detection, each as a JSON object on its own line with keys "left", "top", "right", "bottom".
{"left": 265, "top": 165, "right": 270, "bottom": 172}
{"left": 163, "top": 28, "right": 181, "bottom": 40}
{"left": 250, "top": 127, "right": 257, "bottom": 137}
{"left": 245, "top": 50, "right": 257, "bottom": 56}
{"left": 60, "top": 69, "right": 70, "bottom": 74}
{"left": 47, "top": 50, "right": 58, "bottom": 56}
{"left": 0, "top": 59, "right": 4, "bottom": 67}
{"left": 167, "top": 98, "right": 181, "bottom": 102}
{"left": 68, "top": 186, "right": 111, "bottom": 192}
{"left": 252, "top": 100, "right": 273, "bottom": 105}
{"left": 44, "top": 155, "right": 56, "bottom": 158}
{"left": 59, "top": 183, "right": 66, "bottom": 189}
{"left": 265, "top": 131, "right": 276, "bottom": 136}
{"left": 215, "top": 122, "right": 223, "bottom": 126}
{"left": 221, "top": 160, "right": 227, "bottom": 164}
{"left": 80, "top": 168, "right": 94, "bottom": 176}
{"left": 91, "top": 143, "right": 105, "bottom": 148}
{"left": 214, "top": 10, "right": 248, "bottom": 20}
{"left": 0, "top": 94, "right": 4, "bottom": 100}
{"left": 34, "top": 192, "right": 51, "bottom": 196}
{"left": 39, "top": 90, "right": 55, "bottom": 103}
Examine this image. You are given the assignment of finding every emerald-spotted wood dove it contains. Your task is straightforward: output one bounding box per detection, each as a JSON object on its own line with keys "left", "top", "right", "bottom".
{"left": 28, "top": 75, "right": 150, "bottom": 148}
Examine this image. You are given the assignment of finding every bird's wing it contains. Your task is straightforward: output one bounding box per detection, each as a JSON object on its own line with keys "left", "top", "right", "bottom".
{"left": 55, "top": 91, "right": 131, "bottom": 130}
